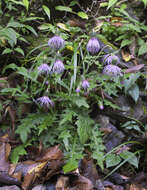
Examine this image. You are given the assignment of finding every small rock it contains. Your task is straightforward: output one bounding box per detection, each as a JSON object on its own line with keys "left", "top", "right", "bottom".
{"left": 32, "top": 184, "right": 46, "bottom": 190}
{"left": 0, "top": 185, "right": 20, "bottom": 190}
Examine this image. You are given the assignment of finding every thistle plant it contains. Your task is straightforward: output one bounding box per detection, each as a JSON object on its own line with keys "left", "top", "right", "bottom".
{"left": 86, "top": 37, "right": 100, "bottom": 55}
{"left": 48, "top": 35, "right": 65, "bottom": 50}
{"left": 37, "top": 96, "right": 54, "bottom": 109}
{"left": 102, "top": 54, "right": 120, "bottom": 65}
{"left": 81, "top": 80, "right": 90, "bottom": 91}
{"left": 38, "top": 64, "right": 52, "bottom": 75}
{"left": 103, "top": 64, "right": 123, "bottom": 77}
{"left": 52, "top": 59, "right": 65, "bottom": 74}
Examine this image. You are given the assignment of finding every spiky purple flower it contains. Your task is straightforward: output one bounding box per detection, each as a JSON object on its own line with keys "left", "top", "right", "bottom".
{"left": 81, "top": 80, "right": 90, "bottom": 91}
{"left": 76, "top": 87, "right": 80, "bottom": 93}
{"left": 103, "top": 54, "right": 120, "bottom": 65}
{"left": 48, "top": 36, "right": 65, "bottom": 50}
{"left": 103, "top": 64, "right": 123, "bottom": 77}
{"left": 52, "top": 59, "right": 65, "bottom": 74}
{"left": 38, "top": 64, "right": 52, "bottom": 75}
{"left": 86, "top": 37, "right": 100, "bottom": 55}
{"left": 37, "top": 96, "right": 54, "bottom": 109}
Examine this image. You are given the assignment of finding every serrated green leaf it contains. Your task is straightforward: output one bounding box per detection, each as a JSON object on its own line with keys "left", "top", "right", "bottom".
{"left": 42, "top": 5, "right": 50, "bottom": 20}
{"left": 73, "top": 97, "right": 89, "bottom": 108}
{"left": 55, "top": 6, "right": 73, "bottom": 13}
{"left": 16, "top": 123, "right": 32, "bottom": 143}
{"left": 10, "top": 146, "right": 27, "bottom": 163}
{"left": 77, "top": 12, "right": 88, "bottom": 19}
{"left": 76, "top": 115, "right": 93, "bottom": 144}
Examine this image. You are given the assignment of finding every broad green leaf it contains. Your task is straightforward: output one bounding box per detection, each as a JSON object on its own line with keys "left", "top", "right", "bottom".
{"left": 38, "top": 23, "right": 51, "bottom": 30}
{"left": 57, "top": 23, "right": 69, "bottom": 31}
{"left": 69, "top": 0, "right": 79, "bottom": 7}
{"left": 124, "top": 73, "right": 140, "bottom": 93}
{"left": 42, "top": 5, "right": 50, "bottom": 20}
{"left": 77, "top": 12, "right": 88, "bottom": 19}
{"left": 106, "top": 154, "right": 121, "bottom": 168}
{"left": 92, "top": 151, "right": 104, "bottom": 170}
{"left": 15, "top": 47, "right": 24, "bottom": 56}
{"left": 108, "top": 0, "right": 118, "bottom": 9}
{"left": 100, "top": 2, "right": 108, "bottom": 7}
{"left": 1, "top": 88, "right": 21, "bottom": 96}
{"left": 142, "top": 0, "right": 147, "bottom": 6}
{"left": 138, "top": 44, "right": 147, "bottom": 56}
{"left": 120, "top": 151, "right": 138, "bottom": 168}
{"left": 25, "top": 25, "right": 38, "bottom": 36}
{"left": 7, "top": 21, "right": 24, "bottom": 28}
{"left": 128, "top": 83, "right": 139, "bottom": 103}
{"left": 9, "top": 0, "right": 24, "bottom": 6}
{"left": 23, "top": 0, "right": 29, "bottom": 11}
{"left": 121, "top": 39, "right": 133, "bottom": 48}
{"left": 55, "top": 6, "right": 73, "bottom": 13}
{"left": 2, "top": 48, "right": 13, "bottom": 54}
{"left": 2, "top": 63, "right": 18, "bottom": 74}
{"left": 63, "top": 160, "right": 78, "bottom": 173}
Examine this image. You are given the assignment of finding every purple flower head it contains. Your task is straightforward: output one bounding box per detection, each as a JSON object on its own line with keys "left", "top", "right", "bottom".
{"left": 37, "top": 96, "right": 54, "bottom": 109}
{"left": 48, "top": 36, "right": 65, "bottom": 50}
{"left": 103, "top": 54, "right": 120, "bottom": 65}
{"left": 98, "top": 101, "right": 104, "bottom": 110}
{"left": 103, "top": 64, "right": 123, "bottom": 77}
{"left": 86, "top": 37, "right": 100, "bottom": 55}
{"left": 52, "top": 59, "right": 65, "bottom": 74}
{"left": 38, "top": 64, "right": 52, "bottom": 75}
{"left": 76, "top": 87, "right": 80, "bottom": 93}
{"left": 82, "top": 80, "right": 90, "bottom": 91}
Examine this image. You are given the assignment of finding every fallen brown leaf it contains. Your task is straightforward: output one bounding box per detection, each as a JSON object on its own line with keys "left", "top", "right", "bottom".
{"left": 76, "top": 176, "right": 93, "bottom": 190}
{"left": 130, "top": 184, "right": 146, "bottom": 190}
{"left": 111, "top": 17, "right": 123, "bottom": 27}
{"left": 22, "top": 172, "right": 35, "bottom": 190}
{"left": 0, "top": 142, "right": 10, "bottom": 172}
{"left": 80, "top": 156, "right": 99, "bottom": 185}
{"left": 56, "top": 176, "right": 69, "bottom": 190}
{"left": 124, "top": 64, "right": 144, "bottom": 74}
{"left": 68, "top": 19, "right": 86, "bottom": 29}
{"left": 35, "top": 145, "right": 63, "bottom": 162}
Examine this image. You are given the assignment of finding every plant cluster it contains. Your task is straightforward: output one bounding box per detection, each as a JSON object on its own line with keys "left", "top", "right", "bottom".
{"left": 0, "top": 0, "right": 147, "bottom": 176}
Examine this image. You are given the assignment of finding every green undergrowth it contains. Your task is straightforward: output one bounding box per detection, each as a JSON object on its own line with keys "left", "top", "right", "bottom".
{"left": 0, "top": 0, "right": 147, "bottom": 176}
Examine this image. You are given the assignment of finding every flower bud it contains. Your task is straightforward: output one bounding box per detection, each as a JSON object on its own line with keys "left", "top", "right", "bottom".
{"left": 86, "top": 37, "right": 100, "bottom": 55}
